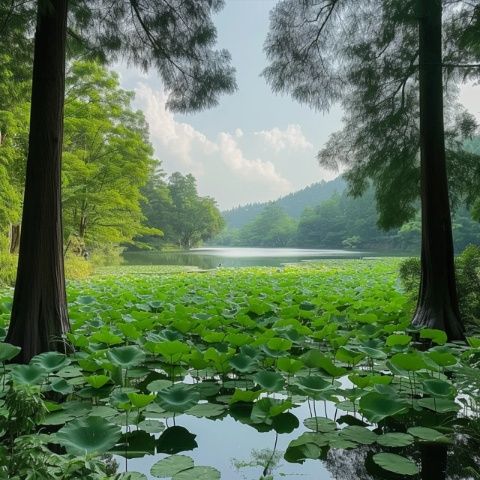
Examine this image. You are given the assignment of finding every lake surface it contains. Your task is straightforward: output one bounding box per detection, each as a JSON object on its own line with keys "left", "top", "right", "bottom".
{"left": 123, "top": 247, "right": 377, "bottom": 269}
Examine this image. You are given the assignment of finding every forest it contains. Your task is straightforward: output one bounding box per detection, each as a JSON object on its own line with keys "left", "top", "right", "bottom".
{"left": 0, "top": 1, "right": 480, "bottom": 479}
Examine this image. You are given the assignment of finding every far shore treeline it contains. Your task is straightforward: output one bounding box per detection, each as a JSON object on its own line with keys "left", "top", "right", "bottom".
{"left": 214, "top": 172, "right": 480, "bottom": 252}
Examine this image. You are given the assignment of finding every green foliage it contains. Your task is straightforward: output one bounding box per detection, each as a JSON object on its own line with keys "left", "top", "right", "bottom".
{"left": 0, "top": 251, "right": 17, "bottom": 286}
{"left": 263, "top": 0, "right": 480, "bottom": 228}
{"left": 63, "top": 60, "right": 159, "bottom": 248}
{"left": 141, "top": 172, "right": 224, "bottom": 249}
{"left": 399, "top": 245, "right": 480, "bottom": 331}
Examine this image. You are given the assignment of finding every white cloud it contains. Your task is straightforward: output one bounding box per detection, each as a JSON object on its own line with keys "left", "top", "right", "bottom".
{"left": 218, "top": 133, "right": 292, "bottom": 194}
{"left": 135, "top": 84, "right": 217, "bottom": 175}
{"left": 254, "top": 124, "right": 313, "bottom": 152}
{"left": 134, "top": 83, "right": 292, "bottom": 203}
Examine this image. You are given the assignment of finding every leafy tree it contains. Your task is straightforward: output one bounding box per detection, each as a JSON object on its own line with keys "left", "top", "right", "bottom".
{"left": 143, "top": 172, "right": 224, "bottom": 249}
{"left": 62, "top": 61, "right": 158, "bottom": 249}
{"left": 264, "top": 0, "right": 480, "bottom": 339}
{"left": 239, "top": 204, "right": 297, "bottom": 248}
{"left": 3, "top": 0, "right": 236, "bottom": 362}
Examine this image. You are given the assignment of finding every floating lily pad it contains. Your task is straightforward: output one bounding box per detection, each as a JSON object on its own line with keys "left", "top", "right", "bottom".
{"left": 173, "top": 466, "right": 220, "bottom": 480}
{"left": 303, "top": 417, "right": 337, "bottom": 433}
{"left": 151, "top": 455, "right": 193, "bottom": 478}
{"left": 376, "top": 432, "right": 414, "bottom": 447}
{"left": 373, "top": 453, "right": 419, "bottom": 475}
{"left": 339, "top": 425, "right": 377, "bottom": 445}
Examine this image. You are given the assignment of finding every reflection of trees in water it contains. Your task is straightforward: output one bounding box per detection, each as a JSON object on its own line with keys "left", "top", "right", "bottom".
{"left": 232, "top": 448, "right": 284, "bottom": 480}
{"left": 325, "top": 446, "right": 372, "bottom": 480}
{"left": 323, "top": 430, "right": 480, "bottom": 480}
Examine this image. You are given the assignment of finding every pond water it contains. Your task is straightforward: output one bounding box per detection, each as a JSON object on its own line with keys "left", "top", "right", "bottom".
{"left": 121, "top": 398, "right": 336, "bottom": 479}
{"left": 123, "top": 247, "right": 380, "bottom": 269}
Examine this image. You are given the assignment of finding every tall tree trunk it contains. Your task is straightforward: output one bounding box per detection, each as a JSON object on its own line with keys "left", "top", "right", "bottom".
{"left": 6, "top": 0, "right": 70, "bottom": 363}
{"left": 412, "top": 0, "right": 464, "bottom": 340}
{"left": 9, "top": 224, "right": 21, "bottom": 254}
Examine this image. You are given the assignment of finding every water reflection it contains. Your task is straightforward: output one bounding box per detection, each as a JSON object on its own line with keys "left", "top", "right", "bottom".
{"left": 123, "top": 247, "right": 369, "bottom": 269}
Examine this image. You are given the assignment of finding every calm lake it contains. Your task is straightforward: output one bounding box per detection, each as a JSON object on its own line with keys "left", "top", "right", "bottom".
{"left": 123, "top": 247, "right": 380, "bottom": 269}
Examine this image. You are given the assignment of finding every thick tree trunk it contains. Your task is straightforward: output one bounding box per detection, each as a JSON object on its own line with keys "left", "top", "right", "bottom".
{"left": 9, "top": 224, "right": 21, "bottom": 254}
{"left": 412, "top": 0, "right": 464, "bottom": 340}
{"left": 6, "top": 0, "right": 70, "bottom": 363}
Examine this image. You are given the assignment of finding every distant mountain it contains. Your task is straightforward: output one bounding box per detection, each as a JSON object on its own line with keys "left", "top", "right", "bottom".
{"left": 223, "top": 177, "right": 346, "bottom": 228}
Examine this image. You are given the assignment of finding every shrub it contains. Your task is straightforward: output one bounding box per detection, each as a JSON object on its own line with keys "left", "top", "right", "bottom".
{"left": 399, "top": 245, "right": 480, "bottom": 332}
{"left": 64, "top": 255, "right": 94, "bottom": 280}
{"left": 0, "top": 252, "right": 17, "bottom": 287}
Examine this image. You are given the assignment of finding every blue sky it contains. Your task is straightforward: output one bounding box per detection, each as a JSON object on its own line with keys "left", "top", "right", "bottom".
{"left": 117, "top": 0, "right": 480, "bottom": 210}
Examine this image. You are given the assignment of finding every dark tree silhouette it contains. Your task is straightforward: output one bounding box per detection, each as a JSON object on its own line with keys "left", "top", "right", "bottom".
{"left": 3, "top": 0, "right": 236, "bottom": 362}
{"left": 264, "top": 0, "right": 480, "bottom": 340}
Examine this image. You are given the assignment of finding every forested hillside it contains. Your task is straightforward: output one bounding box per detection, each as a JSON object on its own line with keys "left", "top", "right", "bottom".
{"left": 223, "top": 177, "right": 345, "bottom": 228}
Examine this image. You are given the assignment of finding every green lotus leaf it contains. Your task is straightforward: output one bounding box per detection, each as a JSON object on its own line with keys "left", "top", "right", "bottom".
{"left": 154, "top": 340, "right": 190, "bottom": 359}
{"left": 107, "top": 345, "right": 145, "bottom": 369}
{"left": 376, "top": 432, "right": 414, "bottom": 447}
{"left": 55, "top": 416, "right": 121, "bottom": 455}
{"left": 390, "top": 352, "right": 426, "bottom": 372}
{"left": 91, "top": 329, "right": 123, "bottom": 345}
{"left": 422, "top": 379, "right": 454, "bottom": 397}
{"left": 229, "top": 353, "right": 255, "bottom": 373}
{"left": 151, "top": 455, "right": 194, "bottom": 478}
{"left": 173, "top": 466, "right": 221, "bottom": 480}
{"left": 417, "top": 397, "right": 460, "bottom": 413}
{"left": 86, "top": 374, "right": 111, "bottom": 389}
{"left": 386, "top": 334, "right": 412, "bottom": 347}
{"left": 277, "top": 357, "right": 304, "bottom": 374}
{"left": 128, "top": 392, "right": 156, "bottom": 408}
{"left": 339, "top": 425, "right": 377, "bottom": 445}
{"left": 32, "top": 352, "right": 70, "bottom": 373}
{"left": 296, "top": 375, "right": 331, "bottom": 393}
{"left": 138, "top": 419, "right": 165, "bottom": 433}
{"left": 335, "top": 347, "right": 365, "bottom": 366}
{"left": 229, "top": 389, "right": 262, "bottom": 404}
{"left": 254, "top": 371, "right": 285, "bottom": 392}
{"left": 420, "top": 328, "right": 448, "bottom": 345}
{"left": 10, "top": 364, "right": 47, "bottom": 385}
{"left": 301, "top": 350, "right": 347, "bottom": 377}
{"left": 186, "top": 403, "right": 226, "bottom": 418}
{"left": 147, "top": 379, "right": 172, "bottom": 392}
{"left": 156, "top": 384, "right": 200, "bottom": 413}
{"left": 50, "top": 378, "right": 74, "bottom": 395}
{"left": 355, "top": 346, "right": 387, "bottom": 359}
{"left": 407, "top": 426, "right": 450, "bottom": 442}
{"left": 359, "top": 391, "right": 408, "bottom": 423}
{"left": 373, "top": 453, "right": 419, "bottom": 476}
{"left": 426, "top": 350, "right": 457, "bottom": 367}
{"left": 303, "top": 417, "right": 337, "bottom": 433}
{"left": 0, "top": 342, "right": 21, "bottom": 362}
{"left": 266, "top": 337, "right": 292, "bottom": 351}
{"left": 115, "top": 473, "right": 147, "bottom": 480}
{"left": 251, "top": 398, "right": 292, "bottom": 424}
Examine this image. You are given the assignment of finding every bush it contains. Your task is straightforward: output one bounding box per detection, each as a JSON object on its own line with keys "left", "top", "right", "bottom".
{"left": 64, "top": 255, "right": 94, "bottom": 280}
{"left": 399, "top": 245, "right": 480, "bottom": 332}
{"left": 0, "top": 251, "right": 17, "bottom": 287}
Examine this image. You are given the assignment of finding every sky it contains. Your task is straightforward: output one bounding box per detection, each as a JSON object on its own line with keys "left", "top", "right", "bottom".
{"left": 116, "top": 0, "right": 480, "bottom": 211}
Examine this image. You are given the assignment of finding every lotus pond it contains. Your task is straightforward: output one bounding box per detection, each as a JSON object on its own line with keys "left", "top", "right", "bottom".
{"left": 0, "top": 259, "right": 479, "bottom": 479}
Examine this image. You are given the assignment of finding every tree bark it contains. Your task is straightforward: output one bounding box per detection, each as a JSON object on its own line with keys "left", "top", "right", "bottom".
{"left": 6, "top": 0, "right": 71, "bottom": 363}
{"left": 8, "top": 224, "right": 21, "bottom": 254}
{"left": 412, "top": 0, "right": 464, "bottom": 340}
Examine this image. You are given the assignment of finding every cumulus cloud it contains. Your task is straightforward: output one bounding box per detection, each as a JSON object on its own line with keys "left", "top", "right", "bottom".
{"left": 218, "top": 133, "right": 292, "bottom": 194}
{"left": 254, "top": 124, "right": 313, "bottom": 152}
{"left": 135, "top": 84, "right": 217, "bottom": 175}
{"left": 134, "top": 84, "right": 292, "bottom": 203}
